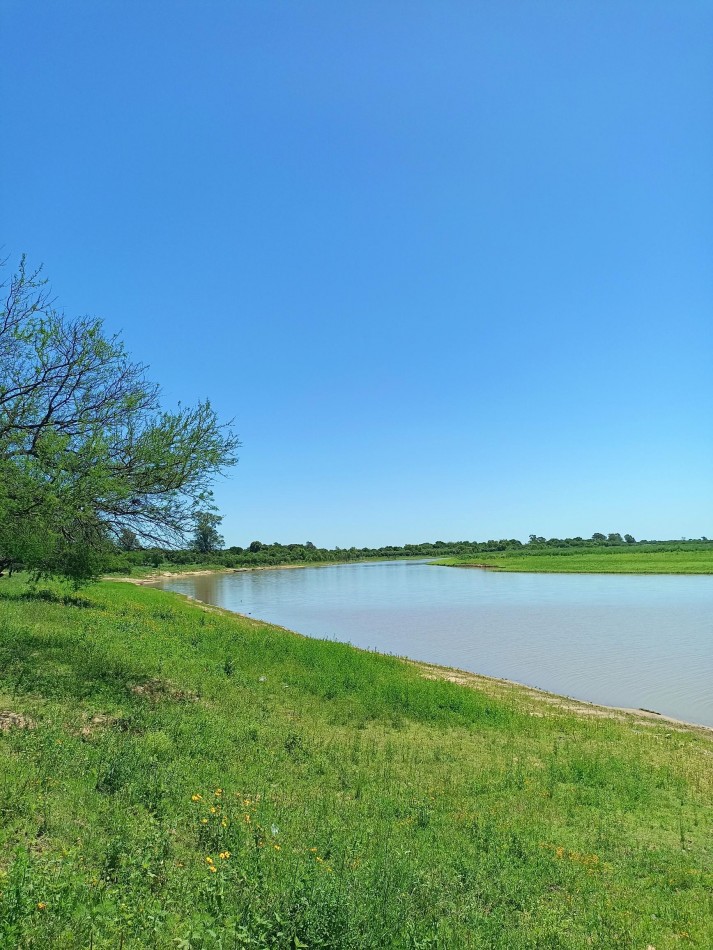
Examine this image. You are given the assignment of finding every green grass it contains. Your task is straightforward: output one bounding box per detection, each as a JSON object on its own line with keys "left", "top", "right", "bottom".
{"left": 0, "top": 577, "right": 711, "bottom": 948}
{"left": 436, "top": 544, "right": 713, "bottom": 573}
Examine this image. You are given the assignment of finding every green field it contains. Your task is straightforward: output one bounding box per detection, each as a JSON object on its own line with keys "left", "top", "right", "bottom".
{"left": 0, "top": 577, "right": 711, "bottom": 948}
{"left": 436, "top": 544, "right": 713, "bottom": 574}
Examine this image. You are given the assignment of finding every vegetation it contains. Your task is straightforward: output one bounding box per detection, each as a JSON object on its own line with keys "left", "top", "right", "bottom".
{"left": 0, "top": 257, "right": 238, "bottom": 584}
{"left": 436, "top": 542, "right": 713, "bottom": 574}
{"left": 192, "top": 513, "right": 225, "bottom": 556}
{"left": 104, "top": 537, "right": 713, "bottom": 577}
{"left": 0, "top": 576, "right": 711, "bottom": 948}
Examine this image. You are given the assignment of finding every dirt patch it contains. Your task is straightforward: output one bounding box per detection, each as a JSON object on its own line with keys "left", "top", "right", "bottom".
{"left": 0, "top": 711, "right": 35, "bottom": 732}
{"left": 78, "top": 713, "right": 123, "bottom": 738}
{"left": 130, "top": 678, "right": 198, "bottom": 704}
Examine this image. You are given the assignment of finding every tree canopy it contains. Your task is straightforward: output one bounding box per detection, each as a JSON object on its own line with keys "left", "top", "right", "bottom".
{"left": 192, "top": 511, "right": 224, "bottom": 554}
{"left": 0, "top": 256, "right": 239, "bottom": 582}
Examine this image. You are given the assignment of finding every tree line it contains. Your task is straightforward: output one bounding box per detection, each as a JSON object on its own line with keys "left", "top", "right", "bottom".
{"left": 103, "top": 531, "right": 713, "bottom": 574}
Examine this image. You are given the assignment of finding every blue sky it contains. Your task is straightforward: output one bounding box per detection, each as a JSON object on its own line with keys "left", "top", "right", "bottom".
{"left": 3, "top": 1, "right": 712, "bottom": 546}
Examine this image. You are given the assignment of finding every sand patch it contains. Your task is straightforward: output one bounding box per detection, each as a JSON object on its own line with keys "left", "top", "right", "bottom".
{"left": 0, "top": 711, "right": 35, "bottom": 732}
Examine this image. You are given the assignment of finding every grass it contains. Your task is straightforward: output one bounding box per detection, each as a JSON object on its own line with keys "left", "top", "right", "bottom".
{"left": 0, "top": 576, "right": 711, "bottom": 948}
{"left": 436, "top": 544, "right": 713, "bottom": 574}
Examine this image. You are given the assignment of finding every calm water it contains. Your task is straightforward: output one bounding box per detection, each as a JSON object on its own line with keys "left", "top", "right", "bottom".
{"left": 156, "top": 561, "right": 713, "bottom": 727}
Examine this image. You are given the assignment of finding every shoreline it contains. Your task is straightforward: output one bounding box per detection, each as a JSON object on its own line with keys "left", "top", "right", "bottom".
{"left": 108, "top": 557, "right": 431, "bottom": 586}
{"left": 437, "top": 560, "right": 713, "bottom": 576}
{"left": 109, "top": 563, "right": 324, "bottom": 585}
{"left": 118, "top": 578, "right": 713, "bottom": 738}
{"left": 438, "top": 562, "right": 713, "bottom": 576}
{"left": 412, "top": 660, "right": 713, "bottom": 737}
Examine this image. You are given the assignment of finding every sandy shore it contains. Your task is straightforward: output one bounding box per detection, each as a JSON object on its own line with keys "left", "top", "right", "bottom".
{"left": 108, "top": 563, "right": 315, "bottom": 585}
{"left": 412, "top": 661, "right": 713, "bottom": 737}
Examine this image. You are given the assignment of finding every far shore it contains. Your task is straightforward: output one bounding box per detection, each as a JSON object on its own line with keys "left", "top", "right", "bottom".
{"left": 108, "top": 556, "right": 430, "bottom": 586}
{"left": 440, "top": 561, "right": 713, "bottom": 575}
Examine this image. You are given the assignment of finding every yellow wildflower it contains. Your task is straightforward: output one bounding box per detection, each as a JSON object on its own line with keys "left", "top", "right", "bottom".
{"left": 191, "top": 794, "right": 203, "bottom": 802}
{"left": 219, "top": 851, "right": 231, "bottom": 860}
{"left": 37, "top": 902, "right": 47, "bottom": 910}
{"left": 214, "top": 788, "right": 223, "bottom": 797}
{"left": 273, "top": 844, "right": 281, "bottom": 851}
{"left": 210, "top": 806, "right": 217, "bottom": 814}
{"left": 208, "top": 865, "right": 217, "bottom": 873}
{"left": 205, "top": 856, "right": 214, "bottom": 865}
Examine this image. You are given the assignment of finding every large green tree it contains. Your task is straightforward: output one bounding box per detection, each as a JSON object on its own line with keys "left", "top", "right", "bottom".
{"left": 191, "top": 511, "right": 224, "bottom": 555}
{"left": 0, "top": 256, "right": 239, "bottom": 582}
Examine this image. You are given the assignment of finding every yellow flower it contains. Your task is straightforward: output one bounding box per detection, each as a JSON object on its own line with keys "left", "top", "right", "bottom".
{"left": 191, "top": 794, "right": 203, "bottom": 802}
{"left": 219, "top": 851, "right": 231, "bottom": 860}
{"left": 243, "top": 814, "right": 251, "bottom": 824}
{"left": 205, "top": 856, "right": 214, "bottom": 864}
{"left": 210, "top": 806, "right": 217, "bottom": 814}
{"left": 309, "top": 847, "right": 318, "bottom": 853}
{"left": 273, "top": 844, "right": 281, "bottom": 851}
{"left": 201, "top": 818, "right": 208, "bottom": 824}
{"left": 208, "top": 865, "right": 217, "bottom": 873}
{"left": 222, "top": 818, "right": 228, "bottom": 827}
{"left": 214, "top": 788, "right": 223, "bottom": 797}
{"left": 37, "top": 902, "right": 47, "bottom": 910}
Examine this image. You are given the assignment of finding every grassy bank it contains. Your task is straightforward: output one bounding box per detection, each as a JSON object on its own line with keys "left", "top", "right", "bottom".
{"left": 0, "top": 578, "right": 711, "bottom": 948}
{"left": 436, "top": 544, "right": 713, "bottom": 574}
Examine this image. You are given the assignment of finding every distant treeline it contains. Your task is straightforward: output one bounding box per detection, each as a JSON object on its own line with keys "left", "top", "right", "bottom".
{"left": 107, "top": 533, "right": 713, "bottom": 573}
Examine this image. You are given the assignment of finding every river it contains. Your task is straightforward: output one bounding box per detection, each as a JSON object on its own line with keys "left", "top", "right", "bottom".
{"left": 155, "top": 560, "right": 713, "bottom": 727}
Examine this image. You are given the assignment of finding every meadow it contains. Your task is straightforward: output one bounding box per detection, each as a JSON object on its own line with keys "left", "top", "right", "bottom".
{"left": 0, "top": 577, "right": 711, "bottom": 948}
{"left": 436, "top": 544, "right": 713, "bottom": 574}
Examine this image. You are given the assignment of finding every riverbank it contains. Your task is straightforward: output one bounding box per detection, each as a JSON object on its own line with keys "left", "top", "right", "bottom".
{"left": 436, "top": 545, "right": 713, "bottom": 574}
{"left": 112, "top": 557, "right": 427, "bottom": 585}
{"left": 152, "top": 577, "right": 713, "bottom": 736}
{"left": 0, "top": 576, "right": 711, "bottom": 947}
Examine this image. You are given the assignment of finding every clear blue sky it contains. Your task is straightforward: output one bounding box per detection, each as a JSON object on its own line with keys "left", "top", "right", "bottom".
{"left": 3, "top": 1, "right": 711, "bottom": 547}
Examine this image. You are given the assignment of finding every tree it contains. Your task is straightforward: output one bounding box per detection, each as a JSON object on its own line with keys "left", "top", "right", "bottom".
{"left": 192, "top": 511, "right": 224, "bottom": 554}
{"left": 624, "top": 534, "right": 636, "bottom": 544}
{"left": 0, "top": 256, "right": 239, "bottom": 582}
{"left": 591, "top": 533, "right": 606, "bottom": 543}
{"left": 117, "top": 528, "right": 141, "bottom": 552}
